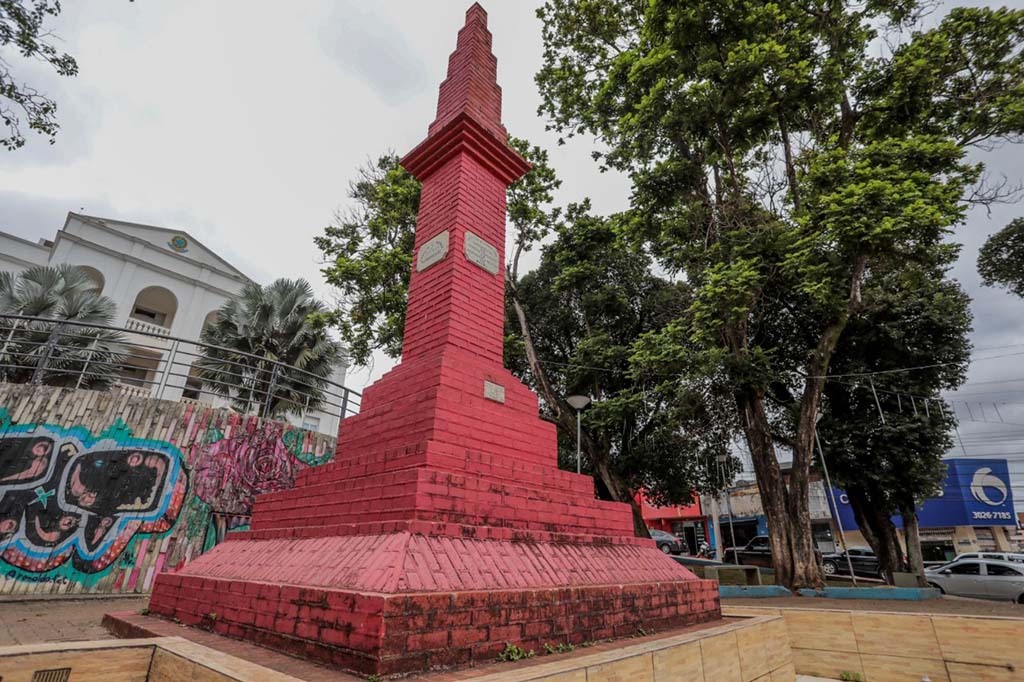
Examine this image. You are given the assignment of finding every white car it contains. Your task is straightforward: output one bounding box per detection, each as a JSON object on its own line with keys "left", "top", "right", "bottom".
{"left": 953, "top": 551, "right": 1024, "bottom": 564}
{"left": 926, "top": 558, "right": 1024, "bottom": 603}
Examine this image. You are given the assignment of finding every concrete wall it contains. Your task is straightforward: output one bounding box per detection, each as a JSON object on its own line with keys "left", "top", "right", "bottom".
{"left": 724, "top": 605, "right": 1024, "bottom": 681}
{"left": 0, "top": 383, "right": 336, "bottom": 596}
{"left": 465, "top": 615, "right": 795, "bottom": 682}
{"left": 0, "top": 637, "right": 303, "bottom": 682}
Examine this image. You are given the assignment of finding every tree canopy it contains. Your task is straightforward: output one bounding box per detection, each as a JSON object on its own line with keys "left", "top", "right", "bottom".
{"left": 506, "top": 208, "right": 732, "bottom": 513}
{"left": 0, "top": 264, "right": 124, "bottom": 388}
{"left": 978, "top": 217, "right": 1024, "bottom": 299}
{"left": 817, "top": 256, "right": 972, "bottom": 581}
{"left": 197, "top": 278, "right": 345, "bottom": 418}
{"left": 0, "top": 0, "right": 78, "bottom": 150}
{"left": 536, "top": 0, "right": 1023, "bottom": 588}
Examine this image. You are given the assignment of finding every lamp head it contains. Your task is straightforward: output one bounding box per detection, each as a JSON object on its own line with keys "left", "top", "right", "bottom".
{"left": 566, "top": 395, "right": 591, "bottom": 411}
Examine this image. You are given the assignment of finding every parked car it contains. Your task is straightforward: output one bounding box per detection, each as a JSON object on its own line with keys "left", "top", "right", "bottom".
{"left": 953, "top": 551, "right": 1024, "bottom": 564}
{"left": 724, "top": 535, "right": 823, "bottom": 568}
{"left": 926, "top": 558, "right": 1024, "bottom": 602}
{"left": 649, "top": 529, "right": 685, "bottom": 555}
{"left": 821, "top": 547, "right": 882, "bottom": 578}
{"left": 723, "top": 535, "right": 773, "bottom": 567}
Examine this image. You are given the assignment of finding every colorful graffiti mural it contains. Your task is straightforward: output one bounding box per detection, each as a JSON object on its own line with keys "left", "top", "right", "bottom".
{"left": 0, "top": 415, "right": 187, "bottom": 575}
{"left": 0, "top": 383, "right": 337, "bottom": 595}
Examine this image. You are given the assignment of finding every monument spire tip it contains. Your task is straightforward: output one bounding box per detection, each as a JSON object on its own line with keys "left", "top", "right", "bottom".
{"left": 466, "top": 3, "right": 488, "bottom": 22}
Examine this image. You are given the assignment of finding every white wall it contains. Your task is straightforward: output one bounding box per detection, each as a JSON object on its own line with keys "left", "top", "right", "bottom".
{"left": 2, "top": 212, "right": 349, "bottom": 435}
{"left": 0, "top": 231, "right": 49, "bottom": 275}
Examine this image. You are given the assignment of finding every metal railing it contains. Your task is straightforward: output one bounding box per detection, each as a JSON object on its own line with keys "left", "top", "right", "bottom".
{"left": 124, "top": 317, "right": 172, "bottom": 336}
{"left": 0, "top": 314, "right": 361, "bottom": 428}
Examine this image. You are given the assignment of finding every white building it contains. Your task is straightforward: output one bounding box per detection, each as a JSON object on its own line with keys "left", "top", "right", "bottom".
{"left": 0, "top": 212, "right": 347, "bottom": 435}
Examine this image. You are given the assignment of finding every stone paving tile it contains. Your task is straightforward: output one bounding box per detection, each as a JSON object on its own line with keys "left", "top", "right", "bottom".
{"left": 0, "top": 595, "right": 147, "bottom": 646}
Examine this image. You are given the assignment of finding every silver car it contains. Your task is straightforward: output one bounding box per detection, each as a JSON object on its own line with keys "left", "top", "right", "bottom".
{"left": 926, "top": 558, "right": 1024, "bottom": 603}
{"left": 953, "top": 551, "right": 1024, "bottom": 564}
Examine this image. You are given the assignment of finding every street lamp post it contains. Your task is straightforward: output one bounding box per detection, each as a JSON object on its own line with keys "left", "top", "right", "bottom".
{"left": 566, "top": 395, "right": 591, "bottom": 474}
{"left": 815, "top": 413, "right": 858, "bottom": 585}
{"left": 716, "top": 453, "right": 738, "bottom": 555}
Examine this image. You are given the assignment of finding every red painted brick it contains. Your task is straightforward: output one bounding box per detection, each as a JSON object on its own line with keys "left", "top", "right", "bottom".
{"left": 406, "top": 629, "right": 449, "bottom": 651}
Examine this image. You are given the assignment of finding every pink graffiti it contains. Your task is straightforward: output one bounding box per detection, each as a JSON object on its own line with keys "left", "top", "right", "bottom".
{"left": 190, "top": 421, "right": 297, "bottom": 516}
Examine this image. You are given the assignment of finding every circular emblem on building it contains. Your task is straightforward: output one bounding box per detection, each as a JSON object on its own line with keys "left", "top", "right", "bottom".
{"left": 970, "top": 467, "right": 1008, "bottom": 507}
{"left": 167, "top": 235, "right": 189, "bottom": 253}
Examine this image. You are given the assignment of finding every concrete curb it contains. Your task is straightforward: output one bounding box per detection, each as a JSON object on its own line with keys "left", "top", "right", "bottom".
{"left": 720, "top": 585, "right": 941, "bottom": 600}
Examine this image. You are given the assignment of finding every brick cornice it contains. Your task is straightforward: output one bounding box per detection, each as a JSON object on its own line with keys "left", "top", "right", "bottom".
{"left": 400, "top": 112, "right": 530, "bottom": 185}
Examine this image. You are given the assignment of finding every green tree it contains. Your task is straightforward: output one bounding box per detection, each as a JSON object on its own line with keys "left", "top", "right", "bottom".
{"left": 196, "top": 278, "right": 345, "bottom": 418}
{"left": 817, "top": 260, "right": 971, "bottom": 584}
{"left": 0, "top": 264, "right": 125, "bottom": 388}
{"left": 537, "top": 1, "right": 1023, "bottom": 588}
{"left": 314, "top": 153, "right": 421, "bottom": 364}
{"left": 1, "top": 1, "right": 78, "bottom": 150}
{"left": 978, "top": 217, "right": 1024, "bottom": 299}
{"left": 506, "top": 208, "right": 733, "bottom": 534}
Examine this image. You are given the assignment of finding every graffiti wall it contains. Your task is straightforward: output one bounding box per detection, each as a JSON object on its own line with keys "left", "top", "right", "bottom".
{"left": 0, "top": 383, "right": 336, "bottom": 595}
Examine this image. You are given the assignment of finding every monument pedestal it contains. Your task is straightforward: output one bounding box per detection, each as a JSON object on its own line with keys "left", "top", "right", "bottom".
{"left": 147, "top": 5, "right": 719, "bottom": 676}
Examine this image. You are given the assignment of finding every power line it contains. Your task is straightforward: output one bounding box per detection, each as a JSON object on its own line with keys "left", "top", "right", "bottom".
{"left": 808, "top": 350, "right": 1024, "bottom": 379}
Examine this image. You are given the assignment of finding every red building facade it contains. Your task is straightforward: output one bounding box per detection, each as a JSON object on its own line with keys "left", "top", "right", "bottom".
{"left": 638, "top": 492, "right": 708, "bottom": 553}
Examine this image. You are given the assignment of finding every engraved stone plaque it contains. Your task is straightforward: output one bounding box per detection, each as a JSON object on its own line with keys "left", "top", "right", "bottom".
{"left": 417, "top": 230, "right": 449, "bottom": 272}
{"left": 483, "top": 380, "right": 506, "bottom": 404}
{"left": 464, "top": 231, "right": 499, "bottom": 275}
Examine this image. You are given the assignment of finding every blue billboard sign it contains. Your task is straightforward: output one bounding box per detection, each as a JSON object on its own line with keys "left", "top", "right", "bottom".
{"left": 830, "top": 458, "right": 1016, "bottom": 529}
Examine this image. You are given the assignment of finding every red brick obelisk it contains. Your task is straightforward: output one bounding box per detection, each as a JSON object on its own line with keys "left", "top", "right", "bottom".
{"left": 148, "top": 5, "right": 719, "bottom": 675}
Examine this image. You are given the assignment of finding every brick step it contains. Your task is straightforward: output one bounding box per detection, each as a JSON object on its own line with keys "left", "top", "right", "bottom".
{"left": 231, "top": 519, "right": 652, "bottom": 546}
{"left": 159, "top": 532, "right": 701, "bottom": 593}
{"left": 294, "top": 445, "right": 591, "bottom": 495}
{"left": 248, "top": 489, "right": 634, "bottom": 536}
{"left": 250, "top": 511, "right": 632, "bottom": 539}
{"left": 260, "top": 466, "right": 600, "bottom": 516}
{"left": 251, "top": 467, "right": 633, "bottom": 536}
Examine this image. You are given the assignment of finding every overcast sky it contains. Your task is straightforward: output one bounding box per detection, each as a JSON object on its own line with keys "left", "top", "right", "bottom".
{"left": 1, "top": 1, "right": 1023, "bottom": 486}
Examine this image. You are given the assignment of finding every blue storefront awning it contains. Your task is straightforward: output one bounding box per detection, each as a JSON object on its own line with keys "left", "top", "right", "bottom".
{"left": 830, "top": 458, "right": 1016, "bottom": 529}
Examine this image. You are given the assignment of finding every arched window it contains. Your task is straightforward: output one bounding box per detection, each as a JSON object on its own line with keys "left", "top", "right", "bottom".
{"left": 129, "top": 286, "right": 178, "bottom": 330}
{"left": 201, "top": 310, "right": 220, "bottom": 334}
{"left": 76, "top": 265, "right": 105, "bottom": 294}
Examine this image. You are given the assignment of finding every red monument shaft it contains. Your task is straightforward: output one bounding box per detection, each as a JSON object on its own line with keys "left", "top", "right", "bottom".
{"left": 147, "top": 6, "right": 719, "bottom": 675}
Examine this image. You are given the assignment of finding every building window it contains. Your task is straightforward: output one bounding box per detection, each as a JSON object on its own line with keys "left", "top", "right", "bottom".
{"left": 129, "top": 286, "right": 178, "bottom": 329}
{"left": 119, "top": 365, "right": 150, "bottom": 387}
{"left": 131, "top": 305, "right": 167, "bottom": 326}
{"left": 302, "top": 416, "right": 321, "bottom": 432}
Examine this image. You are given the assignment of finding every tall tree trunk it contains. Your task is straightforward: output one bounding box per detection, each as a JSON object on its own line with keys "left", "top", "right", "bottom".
{"left": 764, "top": 253, "right": 868, "bottom": 590}
{"left": 846, "top": 485, "right": 902, "bottom": 584}
{"left": 737, "top": 390, "right": 824, "bottom": 589}
{"left": 593, "top": 456, "right": 648, "bottom": 537}
{"left": 901, "top": 504, "right": 927, "bottom": 587}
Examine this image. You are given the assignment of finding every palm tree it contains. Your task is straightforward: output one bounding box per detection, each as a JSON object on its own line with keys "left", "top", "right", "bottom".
{"left": 196, "top": 278, "right": 345, "bottom": 418}
{"left": 0, "top": 264, "right": 126, "bottom": 388}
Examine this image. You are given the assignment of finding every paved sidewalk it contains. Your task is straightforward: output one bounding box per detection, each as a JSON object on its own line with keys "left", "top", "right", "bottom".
{"left": 0, "top": 595, "right": 147, "bottom": 646}
{"left": 726, "top": 594, "right": 1024, "bottom": 617}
